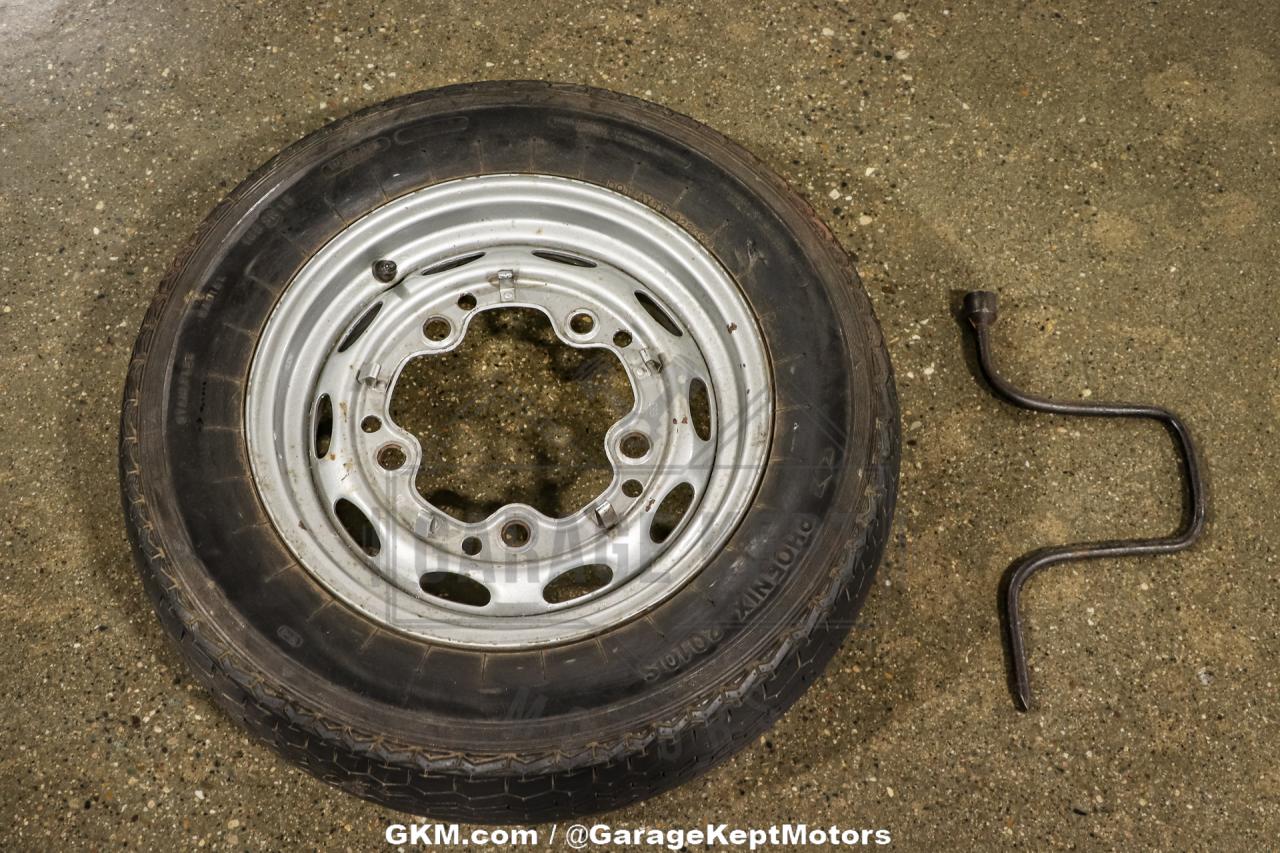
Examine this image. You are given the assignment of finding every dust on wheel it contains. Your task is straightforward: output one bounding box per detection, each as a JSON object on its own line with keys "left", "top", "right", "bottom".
{"left": 119, "top": 81, "right": 899, "bottom": 822}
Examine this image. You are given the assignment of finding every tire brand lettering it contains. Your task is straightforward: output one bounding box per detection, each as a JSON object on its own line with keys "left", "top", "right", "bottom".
{"left": 321, "top": 136, "right": 390, "bottom": 175}
{"left": 641, "top": 517, "right": 817, "bottom": 681}
{"left": 732, "top": 517, "right": 815, "bottom": 624}
{"left": 391, "top": 115, "right": 469, "bottom": 145}
{"left": 275, "top": 624, "right": 303, "bottom": 648}
{"left": 242, "top": 194, "right": 296, "bottom": 244}
{"left": 173, "top": 352, "right": 196, "bottom": 425}
{"left": 642, "top": 627, "right": 724, "bottom": 682}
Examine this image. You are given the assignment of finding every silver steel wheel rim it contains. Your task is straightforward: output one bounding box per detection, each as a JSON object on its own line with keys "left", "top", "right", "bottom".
{"left": 246, "top": 174, "right": 773, "bottom": 648}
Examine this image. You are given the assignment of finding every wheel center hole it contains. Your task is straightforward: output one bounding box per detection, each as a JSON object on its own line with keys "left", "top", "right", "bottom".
{"left": 389, "top": 307, "right": 634, "bottom": 522}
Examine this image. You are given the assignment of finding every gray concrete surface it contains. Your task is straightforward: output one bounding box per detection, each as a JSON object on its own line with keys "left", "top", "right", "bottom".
{"left": 2, "top": 0, "right": 1278, "bottom": 849}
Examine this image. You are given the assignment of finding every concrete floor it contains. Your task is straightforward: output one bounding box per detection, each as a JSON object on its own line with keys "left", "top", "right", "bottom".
{"left": 2, "top": 0, "right": 1278, "bottom": 849}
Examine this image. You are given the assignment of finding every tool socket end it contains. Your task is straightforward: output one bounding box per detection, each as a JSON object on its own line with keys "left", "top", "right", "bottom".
{"left": 962, "top": 290, "right": 999, "bottom": 327}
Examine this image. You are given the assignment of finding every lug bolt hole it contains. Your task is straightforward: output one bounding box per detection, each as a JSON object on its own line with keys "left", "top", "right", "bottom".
{"left": 424, "top": 317, "right": 452, "bottom": 342}
{"left": 461, "top": 536, "right": 482, "bottom": 556}
{"left": 500, "top": 521, "right": 531, "bottom": 548}
{"left": 620, "top": 432, "right": 651, "bottom": 459}
{"left": 569, "top": 312, "right": 595, "bottom": 335}
{"left": 377, "top": 444, "right": 406, "bottom": 470}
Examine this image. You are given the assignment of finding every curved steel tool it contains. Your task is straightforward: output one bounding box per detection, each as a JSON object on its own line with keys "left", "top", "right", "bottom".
{"left": 961, "top": 291, "right": 1208, "bottom": 711}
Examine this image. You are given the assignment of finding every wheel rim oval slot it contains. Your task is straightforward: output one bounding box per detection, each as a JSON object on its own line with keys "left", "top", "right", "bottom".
{"left": 650, "top": 482, "right": 694, "bottom": 543}
{"left": 532, "top": 249, "right": 597, "bottom": 268}
{"left": 634, "top": 290, "right": 683, "bottom": 337}
{"left": 337, "top": 302, "right": 383, "bottom": 352}
{"left": 543, "top": 564, "right": 613, "bottom": 604}
{"left": 420, "top": 252, "right": 486, "bottom": 276}
{"left": 420, "top": 572, "right": 491, "bottom": 607}
{"left": 689, "top": 378, "right": 712, "bottom": 441}
{"left": 313, "top": 394, "right": 334, "bottom": 458}
{"left": 334, "top": 498, "right": 381, "bottom": 556}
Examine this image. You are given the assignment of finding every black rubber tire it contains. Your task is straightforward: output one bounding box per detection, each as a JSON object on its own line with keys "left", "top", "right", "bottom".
{"left": 120, "top": 81, "right": 899, "bottom": 823}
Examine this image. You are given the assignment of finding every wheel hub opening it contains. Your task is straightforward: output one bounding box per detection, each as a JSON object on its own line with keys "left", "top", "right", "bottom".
{"left": 389, "top": 307, "right": 634, "bottom": 522}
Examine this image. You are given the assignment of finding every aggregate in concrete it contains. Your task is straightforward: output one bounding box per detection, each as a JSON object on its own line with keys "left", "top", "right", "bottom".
{"left": 1, "top": 0, "right": 1277, "bottom": 849}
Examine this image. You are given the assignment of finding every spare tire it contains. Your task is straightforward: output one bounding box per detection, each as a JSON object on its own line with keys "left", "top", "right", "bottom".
{"left": 120, "top": 81, "right": 899, "bottom": 822}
